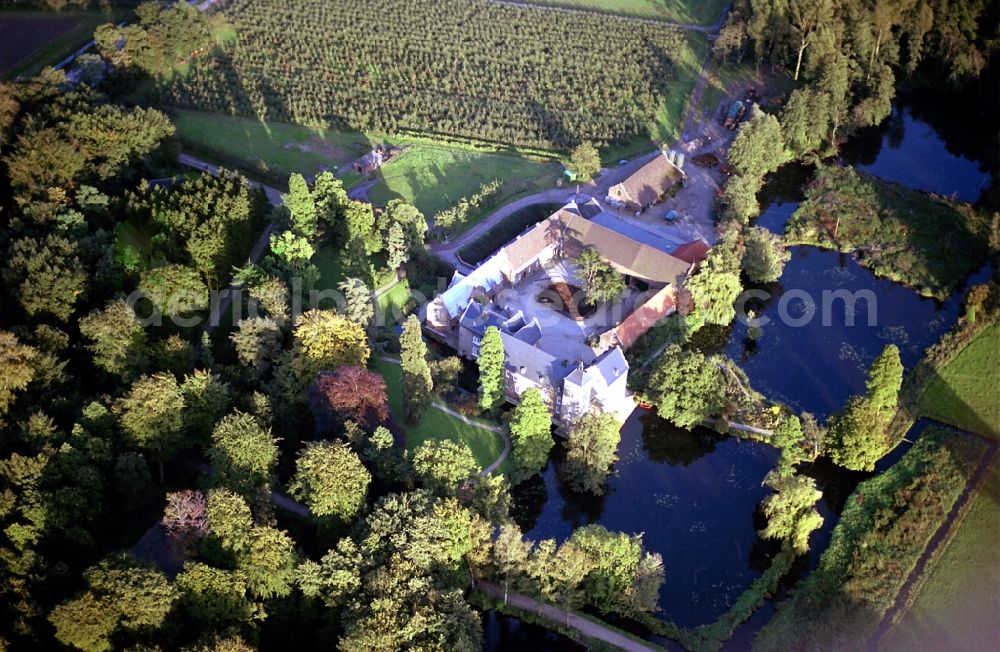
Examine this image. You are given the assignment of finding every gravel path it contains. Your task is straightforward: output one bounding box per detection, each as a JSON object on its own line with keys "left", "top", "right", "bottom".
{"left": 475, "top": 580, "right": 665, "bottom": 651}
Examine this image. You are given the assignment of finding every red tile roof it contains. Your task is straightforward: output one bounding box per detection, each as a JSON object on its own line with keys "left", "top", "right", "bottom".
{"left": 671, "top": 239, "right": 709, "bottom": 265}
{"left": 605, "top": 284, "right": 675, "bottom": 350}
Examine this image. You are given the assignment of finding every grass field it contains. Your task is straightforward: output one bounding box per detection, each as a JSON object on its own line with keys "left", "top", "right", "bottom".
{"left": 376, "top": 361, "right": 507, "bottom": 472}
{"left": 919, "top": 323, "right": 1000, "bottom": 438}
{"left": 171, "top": 110, "right": 561, "bottom": 224}
{"left": 0, "top": 8, "right": 128, "bottom": 80}
{"left": 366, "top": 145, "right": 560, "bottom": 221}
{"left": 879, "top": 455, "right": 1000, "bottom": 652}
{"left": 503, "top": 0, "right": 727, "bottom": 25}
{"left": 171, "top": 110, "right": 369, "bottom": 182}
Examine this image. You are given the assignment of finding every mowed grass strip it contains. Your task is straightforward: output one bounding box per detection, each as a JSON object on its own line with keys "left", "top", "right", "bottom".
{"left": 171, "top": 109, "right": 367, "bottom": 181}
{"left": 376, "top": 361, "right": 506, "bottom": 472}
{"left": 879, "top": 456, "right": 1000, "bottom": 652}
{"left": 919, "top": 322, "right": 1000, "bottom": 438}
{"left": 499, "top": 0, "right": 727, "bottom": 25}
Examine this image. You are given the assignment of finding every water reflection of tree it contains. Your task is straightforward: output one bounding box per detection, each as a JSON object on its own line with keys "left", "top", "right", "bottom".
{"left": 797, "top": 457, "right": 870, "bottom": 516}
{"left": 640, "top": 415, "right": 721, "bottom": 466}
{"left": 549, "top": 444, "right": 608, "bottom": 525}
{"left": 689, "top": 323, "right": 734, "bottom": 355}
{"left": 736, "top": 278, "right": 784, "bottom": 362}
{"left": 509, "top": 472, "right": 547, "bottom": 533}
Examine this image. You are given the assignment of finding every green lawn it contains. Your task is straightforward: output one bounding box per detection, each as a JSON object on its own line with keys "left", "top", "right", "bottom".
{"left": 312, "top": 245, "right": 346, "bottom": 293}
{"left": 171, "top": 110, "right": 369, "bottom": 183}
{"left": 366, "top": 145, "right": 561, "bottom": 222}
{"left": 171, "top": 109, "right": 561, "bottom": 225}
{"left": 880, "top": 457, "right": 1000, "bottom": 652}
{"left": 505, "top": 0, "right": 727, "bottom": 25}
{"left": 376, "top": 361, "right": 507, "bottom": 473}
{"left": 919, "top": 323, "right": 1000, "bottom": 438}
{"left": 1, "top": 8, "right": 129, "bottom": 80}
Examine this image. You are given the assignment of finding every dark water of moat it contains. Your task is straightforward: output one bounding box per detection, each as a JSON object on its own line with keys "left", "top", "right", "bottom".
{"left": 485, "top": 97, "right": 995, "bottom": 647}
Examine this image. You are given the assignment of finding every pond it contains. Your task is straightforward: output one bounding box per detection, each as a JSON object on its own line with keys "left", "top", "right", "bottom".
{"left": 840, "top": 100, "right": 993, "bottom": 203}
{"left": 721, "top": 244, "right": 990, "bottom": 419}
{"left": 511, "top": 413, "right": 780, "bottom": 630}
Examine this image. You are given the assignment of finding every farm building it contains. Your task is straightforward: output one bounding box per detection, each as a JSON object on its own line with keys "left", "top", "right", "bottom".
{"left": 424, "top": 197, "right": 706, "bottom": 426}
{"left": 354, "top": 149, "right": 384, "bottom": 175}
{"left": 606, "top": 150, "right": 685, "bottom": 213}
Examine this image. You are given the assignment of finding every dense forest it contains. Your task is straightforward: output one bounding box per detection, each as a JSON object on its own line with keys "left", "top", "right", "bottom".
{"left": 0, "top": 23, "right": 671, "bottom": 647}
{"left": 155, "top": 0, "right": 690, "bottom": 151}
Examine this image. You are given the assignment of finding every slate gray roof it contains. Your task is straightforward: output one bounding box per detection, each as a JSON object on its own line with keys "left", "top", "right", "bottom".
{"left": 608, "top": 152, "right": 684, "bottom": 208}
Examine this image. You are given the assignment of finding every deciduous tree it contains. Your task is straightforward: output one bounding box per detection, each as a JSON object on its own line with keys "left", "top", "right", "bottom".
{"left": 685, "top": 231, "right": 743, "bottom": 324}
{"left": 562, "top": 413, "right": 621, "bottom": 495}
{"left": 230, "top": 317, "right": 282, "bottom": 376}
{"left": 308, "top": 366, "right": 388, "bottom": 433}
{"left": 827, "top": 395, "right": 888, "bottom": 471}
{"left": 79, "top": 299, "right": 149, "bottom": 380}
{"left": 570, "top": 525, "right": 664, "bottom": 616}
{"left": 743, "top": 226, "right": 790, "bottom": 283}
{"left": 289, "top": 440, "right": 371, "bottom": 522}
{"left": 574, "top": 247, "right": 625, "bottom": 305}
{"left": 116, "top": 373, "right": 186, "bottom": 482}
{"left": 49, "top": 554, "right": 178, "bottom": 652}
{"left": 759, "top": 471, "right": 824, "bottom": 554}
{"left": 569, "top": 142, "right": 601, "bottom": 181}
{"left": 727, "top": 106, "right": 787, "bottom": 177}
{"left": 645, "top": 346, "right": 727, "bottom": 428}
{"left": 0, "top": 331, "right": 37, "bottom": 420}
{"left": 292, "top": 310, "right": 370, "bottom": 384}
{"left": 410, "top": 440, "right": 479, "bottom": 496}
{"left": 508, "top": 388, "right": 553, "bottom": 483}
{"left": 207, "top": 411, "right": 280, "bottom": 500}
{"left": 182, "top": 370, "right": 231, "bottom": 443}
{"left": 5, "top": 234, "right": 87, "bottom": 321}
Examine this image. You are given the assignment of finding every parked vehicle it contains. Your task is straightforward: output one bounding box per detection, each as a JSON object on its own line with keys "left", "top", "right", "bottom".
{"left": 723, "top": 100, "right": 745, "bottom": 129}
{"left": 664, "top": 209, "right": 679, "bottom": 223}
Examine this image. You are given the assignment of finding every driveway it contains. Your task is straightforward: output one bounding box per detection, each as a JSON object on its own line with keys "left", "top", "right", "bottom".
{"left": 433, "top": 150, "right": 664, "bottom": 269}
